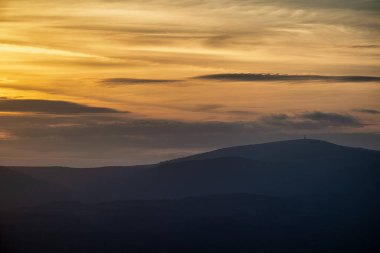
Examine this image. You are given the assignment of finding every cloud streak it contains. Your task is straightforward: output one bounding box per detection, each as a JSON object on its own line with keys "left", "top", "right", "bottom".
{"left": 299, "top": 111, "right": 363, "bottom": 127}
{"left": 194, "top": 73, "right": 380, "bottom": 83}
{"left": 353, "top": 108, "right": 380, "bottom": 114}
{"left": 100, "top": 73, "right": 380, "bottom": 86}
{"left": 261, "top": 111, "right": 363, "bottom": 128}
{"left": 0, "top": 110, "right": 364, "bottom": 143}
{"left": 0, "top": 109, "right": 372, "bottom": 166}
{"left": 102, "top": 78, "right": 180, "bottom": 85}
{"left": 0, "top": 98, "right": 122, "bottom": 114}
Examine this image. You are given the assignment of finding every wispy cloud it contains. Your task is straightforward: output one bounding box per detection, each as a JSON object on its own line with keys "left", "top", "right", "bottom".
{"left": 261, "top": 111, "right": 363, "bottom": 128}
{"left": 0, "top": 108, "right": 373, "bottom": 166}
{"left": 298, "top": 111, "right": 362, "bottom": 126}
{"left": 351, "top": 45, "right": 380, "bottom": 49}
{"left": 353, "top": 108, "right": 380, "bottom": 114}
{"left": 101, "top": 73, "right": 380, "bottom": 86}
{"left": 0, "top": 98, "right": 122, "bottom": 114}
{"left": 194, "top": 73, "right": 380, "bottom": 83}
{"left": 0, "top": 43, "right": 101, "bottom": 58}
{"left": 102, "top": 78, "right": 180, "bottom": 85}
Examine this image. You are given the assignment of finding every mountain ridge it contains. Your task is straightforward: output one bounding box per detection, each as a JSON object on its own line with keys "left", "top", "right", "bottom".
{"left": 167, "top": 138, "right": 380, "bottom": 164}
{"left": 2, "top": 139, "right": 379, "bottom": 207}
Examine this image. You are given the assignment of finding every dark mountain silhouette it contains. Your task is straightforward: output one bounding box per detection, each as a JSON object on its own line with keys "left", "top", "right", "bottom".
{"left": 2, "top": 139, "right": 380, "bottom": 204}
{"left": 0, "top": 167, "right": 71, "bottom": 208}
{"left": 9, "top": 165, "right": 150, "bottom": 202}
{"left": 85, "top": 139, "right": 379, "bottom": 199}
{"left": 169, "top": 139, "right": 380, "bottom": 165}
{"left": 1, "top": 139, "right": 379, "bottom": 252}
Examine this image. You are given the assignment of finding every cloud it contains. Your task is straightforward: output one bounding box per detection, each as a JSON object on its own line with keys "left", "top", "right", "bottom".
{"left": 0, "top": 109, "right": 371, "bottom": 166}
{"left": 102, "top": 78, "right": 180, "bottom": 85}
{"left": 298, "top": 111, "right": 363, "bottom": 127}
{"left": 226, "top": 110, "right": 257, "bottom": 116}
{"left": 261, "top": 111, "right": 363, "bottom": 128}
{"left": 353, "top": 108, "right": 380, "bottom": 114}
{"left": 3, "top": 0, "right": 380, "bottom": 83}
{"left": 351, "top": 45, "right": 380, "bottom": 49}
{"left": 0, "top": 43, "right": 101, "bottom": 58}
{"left": 95, "top": 0, "right": 380, "bottom": 13}
{"left": 0, "top": 98, "right": 122, "bottom": 114}
{"left": 102, "top": 73, "right": 380, "bottom": 86}
{"left": 260, "top": 114, "right": 290, "bottom": 125}
{"left": 194, "top": 73, "right": 380, "bottom": 83}
{"left": 0, "top": 110, "right": 363, "bottom": 144}
{"left": 263, "top": 0, "right": 380, "bottom": 12}
{"left": 188, "top": 104, "right": 225, "bottom": 112}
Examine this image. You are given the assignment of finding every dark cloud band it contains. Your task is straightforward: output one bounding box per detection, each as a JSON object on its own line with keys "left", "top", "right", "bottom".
{"left": 0, "top": 109, "right": 373, "bottom": 166}
{"left": 261, "top": 111, "right": 363, "bottom": 128}
{"left": 353, "top": 108, "right": 380, "bottom": 114}
{"left": 194, "top": 73, "right": 380, "bottom": 83}
{"left": 102, "top": 78, "right": 179, "bottom": 85}
{"left": 101, "top": 73, "right": 380, "bottom": 86}
{"left": 298, "top": 111, "right": 362, "bottom": 126}
{"left": 0, "top": 98, "right": 122, "bottom": 114}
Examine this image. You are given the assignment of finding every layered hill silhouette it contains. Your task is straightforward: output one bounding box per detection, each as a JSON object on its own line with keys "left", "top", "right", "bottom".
{"left": 1, "top": 139, "right": 379, "bottom": 252}
{"left": 1, "top": 192, "right": 378, "bottom": 253}
{"left": 1, "top": 139, "right": 379, "bottom": 207}
{"left": 0, "top": 167, "right": 72, "bottom": 208}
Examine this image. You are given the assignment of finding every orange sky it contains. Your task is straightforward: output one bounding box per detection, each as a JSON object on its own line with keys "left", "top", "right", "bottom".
{"left": 0, "top": 0, "right": 379, "bottom": 166}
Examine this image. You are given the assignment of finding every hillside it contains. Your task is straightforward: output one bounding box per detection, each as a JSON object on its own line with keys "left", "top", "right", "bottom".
{"left": 2, "top": 139, "right": 379, "bottom": 204}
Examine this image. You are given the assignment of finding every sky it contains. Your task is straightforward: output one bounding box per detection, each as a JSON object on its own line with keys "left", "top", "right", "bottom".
{"left": 0, "top": 0, "right": 379, "bottom": 167}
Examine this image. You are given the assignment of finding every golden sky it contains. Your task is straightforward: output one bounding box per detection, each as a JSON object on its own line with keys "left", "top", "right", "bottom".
{"left": 0, "top": 0, "right": 379, "bottom": 166}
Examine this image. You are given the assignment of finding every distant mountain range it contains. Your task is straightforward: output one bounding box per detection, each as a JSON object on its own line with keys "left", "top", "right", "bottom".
{"left": 1, "top": 139, "right": 379, "bottom": 207}
{"left": 1, "top": 139, "right": 379, "bottom": 252}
